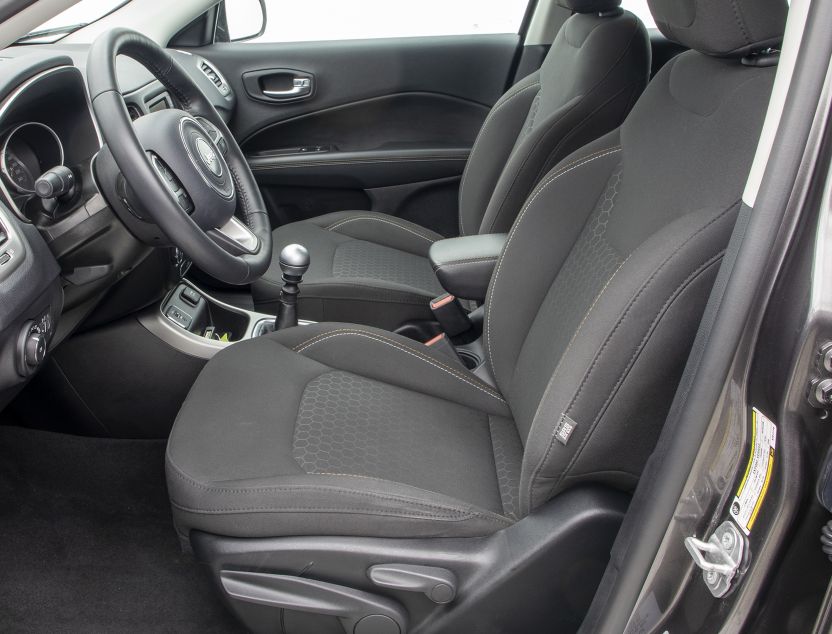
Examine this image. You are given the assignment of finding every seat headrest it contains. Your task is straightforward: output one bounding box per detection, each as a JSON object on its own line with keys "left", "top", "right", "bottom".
{"left": 555, "top": 0, "right": 622, "bottom": 14}
{"left": 646, "top": 0, "right": 788, "bottom": 58}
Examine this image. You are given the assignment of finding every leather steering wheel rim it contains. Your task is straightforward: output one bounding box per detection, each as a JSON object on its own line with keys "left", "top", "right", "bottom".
{"left": 86, "top": 28, "right": 272, "bottom": 285}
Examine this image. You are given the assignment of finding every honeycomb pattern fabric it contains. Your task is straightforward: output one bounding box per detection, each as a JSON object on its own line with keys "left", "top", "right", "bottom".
{"left": 293, "top": 371, "right": 513, "bottom": 513}
{"left": 509, "top": 165, "right": 626, "bottom": 431}
{"left": 488, "top": 416, "right": 524, "bottom": 519}
{"left": 533, "top": 167, "right": 622, "bottom": 345}
{"left": 332, "top": 240, "right": 444, "bottom": 295}
{"left": 544, "top": 165, "right": 624, "bottom": 334}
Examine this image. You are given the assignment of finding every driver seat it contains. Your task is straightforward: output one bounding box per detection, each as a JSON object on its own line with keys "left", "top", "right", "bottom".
{"left": 250, "top": 0, "right": 651, "bottom": 329}
{"left": 167, "top": 0, "right": 786, "bottom": 629}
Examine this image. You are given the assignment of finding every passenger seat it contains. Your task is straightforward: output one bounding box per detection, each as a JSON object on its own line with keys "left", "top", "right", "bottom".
{"left": 252, "top": 0, "right": 651, "bottom": 329}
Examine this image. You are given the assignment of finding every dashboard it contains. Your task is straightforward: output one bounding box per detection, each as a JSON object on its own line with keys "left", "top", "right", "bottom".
{"left": 0, "top": 43, "right": 235, "bottom": 402}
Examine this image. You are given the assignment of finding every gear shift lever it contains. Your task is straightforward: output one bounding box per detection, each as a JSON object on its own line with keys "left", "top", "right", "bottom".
{"left": 275, "top": 244, "right": 310, "bottom": 330}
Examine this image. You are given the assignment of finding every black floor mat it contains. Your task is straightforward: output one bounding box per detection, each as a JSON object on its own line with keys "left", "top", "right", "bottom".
{"left": 0, "top": 426, "right": 242, "bottom": 632}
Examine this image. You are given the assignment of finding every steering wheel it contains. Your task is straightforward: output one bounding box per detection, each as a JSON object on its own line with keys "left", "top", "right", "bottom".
{"left": 86, "top": 28, "right": 272, "bottom": 285}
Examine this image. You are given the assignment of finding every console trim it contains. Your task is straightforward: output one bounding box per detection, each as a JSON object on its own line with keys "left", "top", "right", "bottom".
{"left": 137, "top": 280, "right": 313, "bottom": 359}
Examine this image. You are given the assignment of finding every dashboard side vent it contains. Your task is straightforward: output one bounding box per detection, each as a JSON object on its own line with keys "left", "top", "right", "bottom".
{"left": 198, "top": 60, "right": 231, "bottom": 97}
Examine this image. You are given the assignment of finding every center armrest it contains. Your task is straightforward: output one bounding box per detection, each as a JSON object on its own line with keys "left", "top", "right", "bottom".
{"left": 428, "top": 233, "right": 506, "bottom": 302}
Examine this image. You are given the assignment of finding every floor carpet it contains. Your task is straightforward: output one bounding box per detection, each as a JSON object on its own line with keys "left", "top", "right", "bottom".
{"left": 0, "top": 425, "right": 242, "bottom": 632}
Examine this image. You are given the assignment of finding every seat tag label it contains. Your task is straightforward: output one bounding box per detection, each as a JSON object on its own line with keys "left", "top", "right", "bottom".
{"left": 730, "top": 407, "right": 777, "bottom": 535}
{"left": 556, "top": 414, "right": 578, "bottom": 445}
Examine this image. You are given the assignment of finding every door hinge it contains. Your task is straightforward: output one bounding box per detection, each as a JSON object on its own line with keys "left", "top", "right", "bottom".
{"left": 684, "top": 520, "right": 746, "bottom": 598}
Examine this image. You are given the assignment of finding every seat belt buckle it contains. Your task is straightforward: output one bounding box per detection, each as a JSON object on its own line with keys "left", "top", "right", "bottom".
{"left": 430, "top": 293, "right": 472, "bottom": 337}
{"left": 425, "top": 332, "right": 466, "bottom": 367}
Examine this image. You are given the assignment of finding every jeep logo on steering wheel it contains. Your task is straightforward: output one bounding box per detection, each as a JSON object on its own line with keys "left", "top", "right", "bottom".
{"left": 195, "top": 136, "right": 221, "bottom": 177}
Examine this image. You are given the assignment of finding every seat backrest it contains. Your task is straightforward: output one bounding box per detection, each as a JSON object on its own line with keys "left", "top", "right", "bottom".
{"left": 483, "top": 0, "right": 788, "bottom": 516}
{"left": 458, "top": 0, "right": 650, "bottom": 238}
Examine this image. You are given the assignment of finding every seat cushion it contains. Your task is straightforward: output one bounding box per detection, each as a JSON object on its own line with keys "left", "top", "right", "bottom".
{"left": 166, "top": 323, "right": 520, "bottom": 540}
{"left": 251, "top": 212, "right": 446, "bottom": 330}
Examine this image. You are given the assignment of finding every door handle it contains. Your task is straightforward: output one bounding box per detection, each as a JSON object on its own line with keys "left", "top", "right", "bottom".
{"left": 262, "top": 77, "right": 312, "bottom": 98}
{"left": 242, "top": 69, "right": 315, "bottom": 103}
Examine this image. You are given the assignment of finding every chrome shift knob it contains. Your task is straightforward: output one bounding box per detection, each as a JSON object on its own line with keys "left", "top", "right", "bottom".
{"left": 278, "top": 244, "right": 310, "bottom": 280}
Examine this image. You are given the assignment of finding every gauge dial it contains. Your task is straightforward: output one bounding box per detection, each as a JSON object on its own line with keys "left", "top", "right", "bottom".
{"left": 0, "top": 122, "right": 64, "bottom": 194}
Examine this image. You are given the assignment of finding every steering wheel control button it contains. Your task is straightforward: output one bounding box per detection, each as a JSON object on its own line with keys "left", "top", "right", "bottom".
{"left": 195, "top": 117, "right": 228, "bottom": 156}
{"left": 180, "top": 287, "right": 201, "bottom": 306}
{"left": 166, "top": 306, "right": 192, "bottom": 329}
{"left": 177, "top": 193, "right": 194, "bottom": 213}
{"left": 0, "top": 251, "right": 10, "bottom": 266}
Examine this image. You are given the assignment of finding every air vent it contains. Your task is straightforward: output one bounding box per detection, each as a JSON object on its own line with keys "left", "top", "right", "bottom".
{"left": 127, "top": 105, "right": 142, "bottom": 121}
{"left": 199, "top": 60, "right": 231, "bottom": 97}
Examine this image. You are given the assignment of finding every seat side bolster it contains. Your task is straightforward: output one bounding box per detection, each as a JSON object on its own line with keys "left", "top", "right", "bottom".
{"left": 480, "top": 12, "right": 649, "bottom": 235}
{"left": 308, "top": 210, "right": 442, "bottom": 257}
{"left": 519, "top": 203, "right": 739, "bottom": 514}
{"left": 166, "top": 459, "right": 512, "bottom": 539}
{"left": 270, "top": 322, "right": 511, "bottom": 416}
{"left": 484, "top": 138, "right": 624, "bottom": 393}
{"left": 458, "top": 72, "right": 542, "bottom": 237}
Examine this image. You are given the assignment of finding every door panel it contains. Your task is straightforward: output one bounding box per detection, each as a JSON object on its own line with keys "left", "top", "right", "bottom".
{"left": 193, "top": 35, "right": 520, "bottom": 236}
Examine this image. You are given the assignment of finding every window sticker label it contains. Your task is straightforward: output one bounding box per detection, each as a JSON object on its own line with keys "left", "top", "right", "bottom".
{"left": 730, "top": 407, "right": 777, "bottom": 535}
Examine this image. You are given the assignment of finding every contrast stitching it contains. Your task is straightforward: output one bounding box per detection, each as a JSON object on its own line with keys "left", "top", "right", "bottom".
{"left": 168, "top": 464, "right": 511, "bottom": 524}
{"left": 549, "top": 253, "right": 725, "bottom": 498}
{"left": 524, "top": 82, "right": 641, "bottom": 216}
{"left": 568, "top": 213, "right": 732, "bottom": 411}
{"left": 433, "top": 256, "right": 499, "bottom": 271}
{"left": 481, "top": 20, "right": 641, "bottom": 235}
{"left": 485, "top": 147, "right": 623, "bottom": 376}
{"left": 314, "top": 472, "right": 513, "bottom": 522}
{"left": 728, "top": 0, "right": 752, "bottom": 45}
{"left": 326, "top": 217, "right": 437, "bottom": 243}
{"left": 459, "top": 80, "right": 541, "bottom": 235}
{"left": 293, "top": 329, "right": 505, "bottom": 403}
{"left": 227, "top": 163, "right": 254, "bottom": 227}
{"left": 170, "top": 463, "right": 472, "bottom": 513}
{"left": 483, "top": 98, "right": 584, "bottom": 234}
{"left": 170, "top": 501, "right": 500, "bottom": 522}
{"left": 527, "top": 205, "right": 736, "bottom": 509}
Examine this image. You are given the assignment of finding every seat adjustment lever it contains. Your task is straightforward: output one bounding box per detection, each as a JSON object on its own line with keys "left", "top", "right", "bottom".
{"left": 220, "top": 569, "right": 407, "bottom": 634}
{"left": 368, "top": 563, "right": 457, "bottom": 604}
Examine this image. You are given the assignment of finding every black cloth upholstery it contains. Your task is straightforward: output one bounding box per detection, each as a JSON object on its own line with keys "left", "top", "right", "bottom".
{"left": 168, "top": 5, "right": 782, "bottom": 541}
{"left": 252, "top": 11, "right": 650, "bottom": 328}
{"left": 253, "top": 212, "right": 444, "bottom": 330}
{"left": 167, "top": 323, "right": 518, "bottom": 539}
{"left": 647, "top": 0, "right": 788, "bottom": 57}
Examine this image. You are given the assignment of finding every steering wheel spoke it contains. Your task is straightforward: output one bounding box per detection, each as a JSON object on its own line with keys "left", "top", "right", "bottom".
{"left": 148, "top": 152, "right": 195, "bottom": 214}
{"left": 209, "top": 216, "right": 260, "bottom": 256}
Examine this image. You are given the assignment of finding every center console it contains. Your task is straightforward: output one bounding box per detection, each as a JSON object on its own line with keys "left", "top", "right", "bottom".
{"left": 138, "top": 281, "right": 313, "bottom": 360}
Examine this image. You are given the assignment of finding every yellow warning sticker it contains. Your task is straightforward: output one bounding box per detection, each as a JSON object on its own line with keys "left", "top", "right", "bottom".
{"left": 730, "top": 407, "right": 776, "bottom": 535}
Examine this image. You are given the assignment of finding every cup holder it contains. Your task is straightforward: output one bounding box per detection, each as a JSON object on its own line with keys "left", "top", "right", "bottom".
{"left": 457, "top": 350, "right": 481, "bottom": 371}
